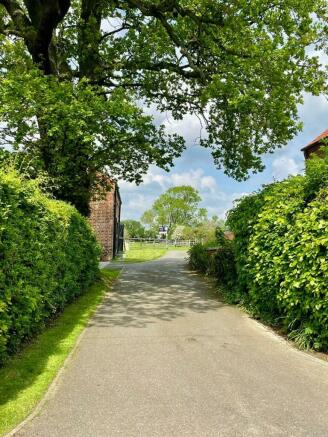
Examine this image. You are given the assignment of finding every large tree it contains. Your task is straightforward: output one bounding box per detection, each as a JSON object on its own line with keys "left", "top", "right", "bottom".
{"left": 141, "top": 185, "right": 204, "bottom": 235}
{"left": 0, "top": 0, "right": 327, "bottom": 214}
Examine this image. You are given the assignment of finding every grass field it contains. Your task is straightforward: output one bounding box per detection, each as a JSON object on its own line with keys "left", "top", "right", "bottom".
{"left": 0, "top": 269, "right": 120, "bottom": 437}
{"left": 115, "top": 242, "right": 189, "bottom": 264}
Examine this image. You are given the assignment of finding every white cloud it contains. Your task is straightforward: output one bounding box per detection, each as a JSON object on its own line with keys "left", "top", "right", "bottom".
{"left": 119, "top": 167, "right": 218, "bottom": 193}
{"left": 163, "top": 114, "right": 207, "bottom": 146}
{"left": 272, "top": 157, "right": 303, "bottom": 180}
{"left": 143, "top": 171, "right": 166, "bottom": 188}
{"left": 119, "top": 166, "right": 250, "bottom": 221}
{"left": 118, "top": 180, "right": 138, "bottom": 191}
{"left": 170, "top": 168, "right": 203, "bottom": 188}
{"left": 125, "top": 194, "right": 153, "bottom": 212}
{"left": 200, "top": 176, "right": 217, "bottom": 193}
{"left": 141, "top": 103, "right": 207, "bottom": 147}
{"left": 147, "top": 168, "right": 219, "bottom": 194}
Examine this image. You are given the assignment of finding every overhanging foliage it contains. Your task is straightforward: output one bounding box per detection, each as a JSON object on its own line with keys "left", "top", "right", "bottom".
{"left": 0, "top": 1, "right": 327, "bottom": 213}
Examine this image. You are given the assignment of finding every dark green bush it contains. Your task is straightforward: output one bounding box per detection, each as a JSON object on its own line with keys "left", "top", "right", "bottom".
{"left": 189, "top": 235, "right": 236, "bottom": 297}
{"left": 189, "top": 150, "right": 328, "bottom": 350}
{"left": 303, "top": 147, "right": 328, "bottom": 201}
{"left": 213, "top": 245, "right": 236, "bottom": 287}
{"left": 226, "top": 189, "right": 267, "bottom": 296}
{"left": 214, "top": 227, "right": 226, "bottom": 246}
{"left": 188, "top": 243, "right": 210, "bottom": 273}
{"left": 0, "top": 170, "right": 100, "bottom": 363}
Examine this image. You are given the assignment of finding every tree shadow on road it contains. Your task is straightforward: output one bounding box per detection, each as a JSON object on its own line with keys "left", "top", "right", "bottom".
{"left": 91, "top": 259, "right": 226, "bottom": 329}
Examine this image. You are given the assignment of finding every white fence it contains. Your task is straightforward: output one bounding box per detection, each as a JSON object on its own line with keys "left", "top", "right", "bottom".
{"left": 125, "top": 238, "right": 198, "bottom": 247}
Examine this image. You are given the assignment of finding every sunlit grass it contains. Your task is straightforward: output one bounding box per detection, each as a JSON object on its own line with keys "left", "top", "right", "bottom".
{"left": 115, "top": 242, "right": 189, "bottom": 263}
{"left": 0, "top": 269, "right": 120, "bottom": 436}
{"left": 120, "top": 243, "right": 167, "bottom": 263}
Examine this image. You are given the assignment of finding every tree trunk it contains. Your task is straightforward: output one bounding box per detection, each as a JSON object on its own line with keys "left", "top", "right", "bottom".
{"left": 25, "top": 0, "right": 100, "bottom": 215}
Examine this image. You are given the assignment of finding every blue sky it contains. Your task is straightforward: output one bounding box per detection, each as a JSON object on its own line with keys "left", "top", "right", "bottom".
{"left": 120, "top": 91, "right": 327, "bottom": 221}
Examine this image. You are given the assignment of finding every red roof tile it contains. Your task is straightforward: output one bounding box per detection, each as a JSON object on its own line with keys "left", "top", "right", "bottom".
{"left": 301, "top": 128, "right": 328, "bottom": 151}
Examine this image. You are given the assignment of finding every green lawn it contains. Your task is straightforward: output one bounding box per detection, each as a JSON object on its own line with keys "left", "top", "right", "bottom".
{"left": 0, "top": 269, "right": 120, "bottom": 437}
{"left": 115, "top": 242, "right": 189, "bottom": 263}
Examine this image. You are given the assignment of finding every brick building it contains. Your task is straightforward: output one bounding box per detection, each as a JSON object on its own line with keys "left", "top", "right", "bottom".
{"left": 89, "top": 182, "right": 123, "bottom": 261}
{"left": 301, "top": 128, "right": 328, "bottom": 159}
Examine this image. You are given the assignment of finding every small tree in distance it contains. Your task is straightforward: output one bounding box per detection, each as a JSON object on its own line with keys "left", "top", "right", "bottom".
{"left": 122, "top": 220, "right": 145, "bottom": 239}
{"left": 176, "top": 217, "right": 226, "bottom": 244}
{"left": 141, "top": 186, "right": 205, "bottom": 237}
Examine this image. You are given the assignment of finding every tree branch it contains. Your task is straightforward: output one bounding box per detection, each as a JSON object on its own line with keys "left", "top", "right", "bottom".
{"left": 22, "top": 0, "right": 71, "bottom": 74}
{"left": 0, "top": 0, "right": 32, "bottom": 36}
{"left": 100, "top": 24, "right": 131, "bottom": 41}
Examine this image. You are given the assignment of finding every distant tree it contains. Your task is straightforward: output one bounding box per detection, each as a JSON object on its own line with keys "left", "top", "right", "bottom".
{"left": 140, "top": 209, "right": 157, "bottom": 229}
{"left": 212, "top": 215, "right": 221, "bottom": 225}
{"left": 122, "top": 220, "right": 145, "bottom": 239}
{"left": 195, "top": 208, "right": 209, "bottom": 224}
{"left": 144, "top": 227, "right": 158, "bottom": 239}
{"left": 193, "top": 222, "right": 217, "bottom": 242}
{"left": 141, "top": 185, "right": 206, "bottom": 236}
{"left": 173, "top": 216, "right": 226, "bottom": 243}
{"left": 172, "top": 225, "right": 186, "bottom": 240}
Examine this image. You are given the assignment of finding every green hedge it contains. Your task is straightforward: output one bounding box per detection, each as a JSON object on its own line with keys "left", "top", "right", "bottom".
{"left": 188, "top": 243, "right": 211, "bottom": 274}
{"left": 247, "top": 176, "right": 306, "bottom": 322}
{"left": 189, "top": 153, "right": 328, "bottom": 350}
{"left": 225, "top": 189, "right": 267, "bottom": 297}
{"left": 0, "top": 170, "right": 100, "bottom": 364}
{"left": 188, "top": 230, "right": 236, "bottom": 292}
{"left": 226, "top": 151, "right": 328, "bottom": 350}
{"left": 277, "top": 187, "right": 328, "bottom": 349}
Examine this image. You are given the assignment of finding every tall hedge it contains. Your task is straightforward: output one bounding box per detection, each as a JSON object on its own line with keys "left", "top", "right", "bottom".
{"left": 226, "top": 151, "right": 328, "bottom": 350}
{"left": 247, "top": 176, "right": 305, "bottom": 322}
{"left": 226, "top": 189, "right": 267, "bottom": 297}
{"left": 0, "top": 170, "right": 100, "bottom": 364}
{"left": 277, "top": 187, "right": 328, "bottom": 349}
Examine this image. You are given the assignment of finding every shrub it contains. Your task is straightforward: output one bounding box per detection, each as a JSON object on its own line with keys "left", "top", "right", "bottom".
{"left": 225, "top": 153, "right": 328, "bottom": 349}
{"left": 188, "top": 243, "right": 211, "bottom": 273}
{"left": 277, "top": 187, "right": 328, "bottom": 349}
{"left": 213, "top": 244, "right": 236, "bottom": 288}
{"left": 190, "top": 150, "right": 328, "bottom": 350}
{"left": 247, "top": 176, "right": 305, "bottom": 322}
{"left": 214, "top": 226, "right": 226, "bottom": 246}
{"left": 189, "top": 231, "right": 237, "bottom": 298}
{"left": 303, "top": 147, "right": 328, "bottom": 201}
{"left": 226, "top": 189, "right": 267, "bottom": 296}
{"left": 0, "top": 170, "right": 100, "bottom": 364}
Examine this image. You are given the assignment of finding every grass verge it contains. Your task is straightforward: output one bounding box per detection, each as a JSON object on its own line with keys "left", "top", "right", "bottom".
{"left": 115, "top": 243, "right": 189, "bottom": 264}
{"left": 0, "top": 269, "right": 120, "bottom": 437}
{"left": 115, "top": 242, "right": 167, "bottom": 263}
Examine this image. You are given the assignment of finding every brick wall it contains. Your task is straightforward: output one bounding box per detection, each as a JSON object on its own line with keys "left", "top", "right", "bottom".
{"left": 89, "top": 186, "right": 116, "bottom": 261}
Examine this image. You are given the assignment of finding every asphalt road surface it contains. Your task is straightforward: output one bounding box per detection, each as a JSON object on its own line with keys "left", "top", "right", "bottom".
{"left": 15, "top": 251, "right": 328, "bottom": 437}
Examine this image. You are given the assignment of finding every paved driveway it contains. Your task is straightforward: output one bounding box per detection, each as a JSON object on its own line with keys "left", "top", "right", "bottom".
{"left": 16, "top": 251, "right": 328, "bottom": 436}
